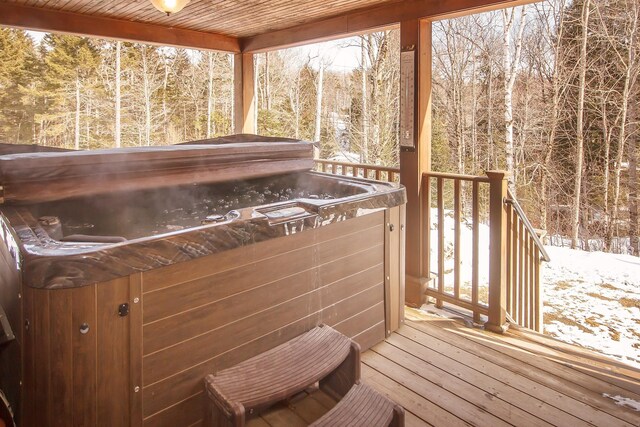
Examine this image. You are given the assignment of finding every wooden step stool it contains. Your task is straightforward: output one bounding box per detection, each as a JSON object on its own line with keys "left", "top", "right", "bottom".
{"left": 204, "top": 325, "right": 359, "bottom": 427}
{"left": 310, "top": 382, "right": 404, "bottom": 427}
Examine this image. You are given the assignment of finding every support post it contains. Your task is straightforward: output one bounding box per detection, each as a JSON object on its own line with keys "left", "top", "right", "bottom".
{"left": 233, "top": 53, "right": 256, "bottom": 134}
{"left": 400, "top": 20, "right": 432, "bottom": 307}
{"left": 486, "top": 170, "right": 509, "bottom": 333}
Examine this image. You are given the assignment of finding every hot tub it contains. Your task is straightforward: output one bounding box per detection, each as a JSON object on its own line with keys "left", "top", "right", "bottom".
{"left": 0, "top": 136, "right": 406, "bottom": 427}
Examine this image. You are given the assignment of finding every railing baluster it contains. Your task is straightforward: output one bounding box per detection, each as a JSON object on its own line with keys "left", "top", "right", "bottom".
{"left": 437, "top": 177, "right": 445, "bottom": 309}
{"left": 511, "top": 207, "right": 519, "bottom": 323}
{"left": 529, "top": 235, "right": 535, "bottom": 329}
{"left": 523, "top": 230, "right": 529, "bottom": 328}
{"left": 363, "top": 168, "right": 369, "bottom": 179}
{"left": 472, "top": 181, "right": 480, "bottom": 323}
{"left": 375, "top": 170, "right": 381, "bottom": 181}
{"left": 517, "top": 219, "right": 524, "bottom": 326}
{"left": 535, "top": 249, "right": 542, "bottom": 332}
{"left": 423, "top": 174, "right": 431, "bottom": 282}
{"left": 454, "top": 179, "right": 461, "bottom": 299}
{"left": 506, "top": 203, "right": 512, "bottom": 317}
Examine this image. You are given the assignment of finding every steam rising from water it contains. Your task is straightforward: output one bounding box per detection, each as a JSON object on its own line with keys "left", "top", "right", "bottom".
{"left": 29, "top": 173, "right": 360, "bottom": 240}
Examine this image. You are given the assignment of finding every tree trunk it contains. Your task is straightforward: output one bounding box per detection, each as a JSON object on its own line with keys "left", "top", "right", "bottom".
{"left": 602, "top": 100, "right": 612, "bottom": 250}
{"left": 571, "top": 0, "right": 590, "bottom": 249}
{"left": 630, "top": 97, "right": 638, "bottom": 255}
{"left": 253, "top": 55, "right": 259, "bottom": 132}
{"left": 142, "top": 48, "right": 151, "bottom": 147}
{"left": 115, "top": 41, "right": 122, "bottom": 148}
{"left": 295, "top": 71, "right": 300, "bottom": 139}
{"left": 162, "top": 58, "right": 169, "bottom": 140}
{"left": 265, "top": 52, "right": 271, "bottom": 111}
{"left": 611, "top": 44, "right": 635, "bottom": 254}
{"left": 361, "top": 38, "right": 369, "bottom": 163}
{"left": 487, "top": 68, "right": 494, "bottom": 170}
{"left": 313, "top": 64, "right": 324, "bottom": 145}
{"left": 471, "top": 51, "right": 478, "bottom": 169}
{"left": 207, "top": 52, "right": 214, "bottom": 138}
{"left": 75, "top": 76, "right": 81, "bottom": 150}
{"left": 540, "top": 0, "right": 566, "bottom": 235}
{"left": 502, "top": 7, "right": 527, "bottom": 195}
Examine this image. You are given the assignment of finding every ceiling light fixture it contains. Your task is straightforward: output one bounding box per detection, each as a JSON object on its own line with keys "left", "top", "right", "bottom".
{"left": 150, "top": 0, "right": 191, "bottom": 16}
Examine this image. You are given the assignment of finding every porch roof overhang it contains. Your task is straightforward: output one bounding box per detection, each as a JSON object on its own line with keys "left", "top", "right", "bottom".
{"left": 0, "top": 0, "right": 536, "bottom": 53}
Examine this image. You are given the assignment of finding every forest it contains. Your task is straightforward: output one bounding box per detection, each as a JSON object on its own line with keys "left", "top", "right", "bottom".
{"left": 0, "top": 0, "right": 638, "bottom": 255}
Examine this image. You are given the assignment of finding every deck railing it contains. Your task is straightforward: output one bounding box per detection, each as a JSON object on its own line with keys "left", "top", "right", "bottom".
{"left": 317, "top": 161, "right": 549, "bottom": 332}
{"left": 314, "top": 160, "right": 400, "bottom": 183}
{"left": 423, "top": 170, "right": 549, "bottom": 332}
{"left": 505, "top": 192, "right": 551, "bottom": 331}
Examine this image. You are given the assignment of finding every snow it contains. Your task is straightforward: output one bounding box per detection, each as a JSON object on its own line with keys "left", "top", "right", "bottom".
{"left": 428, "top": 208, "right": 490, "bottom": 303}
{"left": 603, "top": 394, "right": 640, "bottom": 411}
{"left": 542, "top": 246, "right": 640, "bottom": 369}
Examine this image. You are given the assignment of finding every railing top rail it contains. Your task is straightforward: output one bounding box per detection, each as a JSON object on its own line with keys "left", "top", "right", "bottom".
{"left": 315, "top": 159, "right": 400, "bottom": 173}
{"left": 423, "top": 171, "right": 491, "bottom": 183}
{"left": 506, "top": 191, "right": 550, "bottom": 262}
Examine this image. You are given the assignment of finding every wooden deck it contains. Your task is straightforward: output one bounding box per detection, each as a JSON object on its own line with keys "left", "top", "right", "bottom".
{"left": 362, "top": 308, "right": 640, "bottom": 426}
{"left": 249, "top": 307, "right": 640, "bottom": 426}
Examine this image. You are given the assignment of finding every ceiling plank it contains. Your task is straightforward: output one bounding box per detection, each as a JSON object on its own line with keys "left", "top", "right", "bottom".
{"left": 241, "top": 0, "right": 538, "bottom": 52}
{"left": 0, "top": 2, "right": 240, "bottom": 53}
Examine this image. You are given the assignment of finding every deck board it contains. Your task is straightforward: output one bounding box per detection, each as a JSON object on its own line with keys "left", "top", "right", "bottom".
{"left": 360, "top": 308, "right": 640, "bottom": 426}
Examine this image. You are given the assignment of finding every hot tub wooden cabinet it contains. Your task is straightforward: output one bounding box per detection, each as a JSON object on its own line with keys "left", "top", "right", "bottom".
{"left": 0, "top": 137, "right": 406, "bottom": 427}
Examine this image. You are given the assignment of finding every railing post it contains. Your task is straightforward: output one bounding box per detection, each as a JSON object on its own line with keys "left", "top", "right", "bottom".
{"left": 485, "top": 170, "right": 509, "bottom": 333}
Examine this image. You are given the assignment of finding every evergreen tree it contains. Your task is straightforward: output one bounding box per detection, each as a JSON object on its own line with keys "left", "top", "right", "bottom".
{"left": 40, "top": 33, "right": 99, "bottom": 149}
{"left": 0, "top": 28, "right": 38, "bottom": 144}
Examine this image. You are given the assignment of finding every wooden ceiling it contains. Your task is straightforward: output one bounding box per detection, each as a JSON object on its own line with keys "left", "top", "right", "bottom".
{"left": 4, "top": 0, "right": 393, "bottom": 38}
{"left": 0, "top": 0, "right": 537, "bottom": 52}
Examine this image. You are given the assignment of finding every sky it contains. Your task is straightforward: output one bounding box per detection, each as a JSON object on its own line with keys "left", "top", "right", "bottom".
{"left": 26, "top": 29, "right": 362, "bottom": 71}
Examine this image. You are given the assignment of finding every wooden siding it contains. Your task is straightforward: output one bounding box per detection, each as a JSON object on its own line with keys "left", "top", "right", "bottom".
{"left": 140, "top": 212, "right": 387, "bottom": 426}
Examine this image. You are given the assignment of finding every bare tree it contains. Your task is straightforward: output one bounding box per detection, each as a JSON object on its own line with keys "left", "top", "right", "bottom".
{"left": 313, "top": 61, "right": 324, "bottom": 144}
{"left": 361, "top": 37, "right": 369, "bottom": 163}
{"left": 206, "top": 51, "right": 214, "bottom": 138}
{"left": 115, "top": 41, "right": 121, "bottom": 148}
{"left": 502, "top": 6, "right": 527, "bottom": 194}
{"left": 594, "top": 0, "right": 640, "bottom": 251}
{"left": 571, "top": 0, "right": 591, "bottom": 249}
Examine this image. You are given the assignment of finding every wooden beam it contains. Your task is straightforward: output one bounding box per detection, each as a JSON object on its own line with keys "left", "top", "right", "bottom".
{"left": 242, "top": 0, "right": 537, "bottom": 52}
{"left": 233, "top": 53, "right": 256, "bottom": 134}
{"left": 401, "top": 20, "right": 431, "bottom": 307}
{"left": 0, "top": 3, "right": 240, "bottom": 53}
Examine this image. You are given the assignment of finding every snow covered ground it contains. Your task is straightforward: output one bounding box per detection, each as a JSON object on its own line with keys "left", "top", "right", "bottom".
{"left": 427, "top": 207, "right": 640, "bottom": 369}
{"left": 541, "top": 246, "right": 640, "bottom": 369}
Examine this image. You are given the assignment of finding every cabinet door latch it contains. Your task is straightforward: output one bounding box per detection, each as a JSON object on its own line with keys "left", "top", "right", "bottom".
{"left": 118, "top": 303, "right": 130, "bottom": 317}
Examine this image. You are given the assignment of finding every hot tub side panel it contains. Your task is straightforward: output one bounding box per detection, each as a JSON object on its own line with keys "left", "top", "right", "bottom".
{"left": 21, "top": 277, "right": 136, "bottom": 427}
{"left": 19, "top": 209, "right": 402, "bottom": 427}
{"left": 139, "top": 211, "right": 387, "bottom": 426}
{"left": 0, "top": 222, "right": 21, "bottom": 424}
